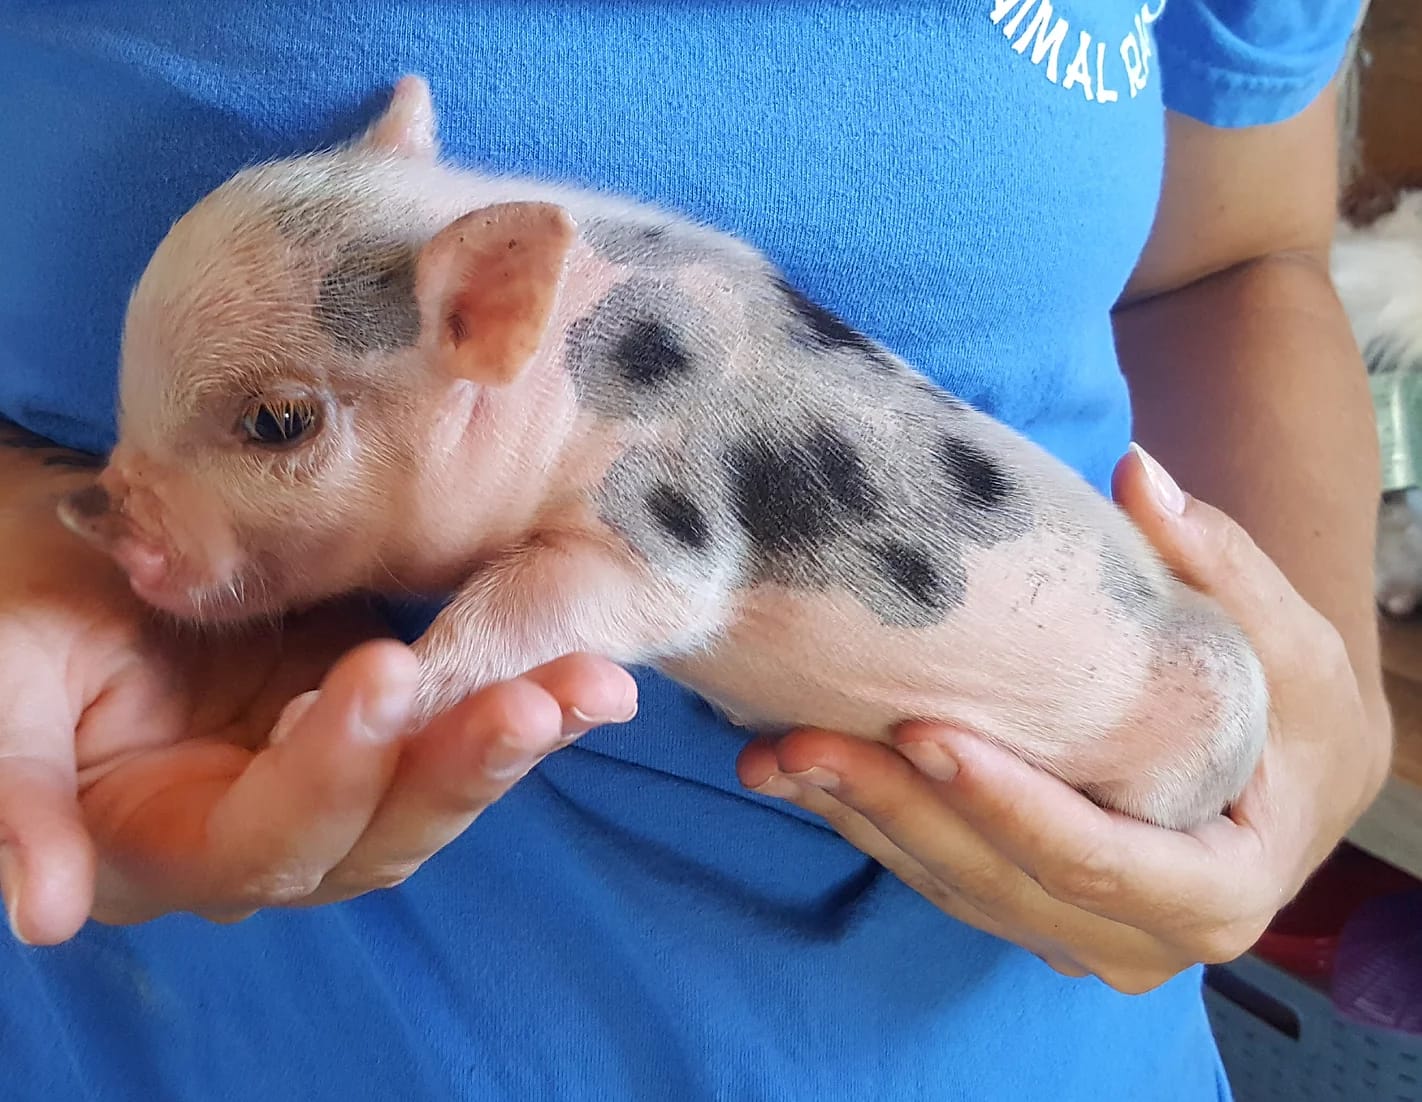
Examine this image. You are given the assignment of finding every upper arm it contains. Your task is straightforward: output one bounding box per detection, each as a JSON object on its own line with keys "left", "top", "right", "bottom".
{"left": 1117, "top": 80, "right": 1342, "bottom": 309}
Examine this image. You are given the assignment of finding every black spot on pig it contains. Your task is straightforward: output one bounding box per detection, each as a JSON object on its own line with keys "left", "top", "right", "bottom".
{"left": 775, "top": 276, "right": 894, "bottom": 369}
{"left": 615, "top": 319, "right": 693, "bottom": 389}
{"left": 726, "top": 437, "right": 833, "bottom": 561}
{"left": 315, "top": 239, "right": 420, "bottom": 352}
{"left": 852, "top": 535, "right": 966, "bottom": 628}
{"left": 647, "top": 484, "right": 711, "bottom": 551}
{"left": 871, "top": 540, "right": 945, "bottom": 609}
{"left": 725, "top": 424, "right": 882, "bottom": 566}
{"left": 807, "top": 426, "right": 882, "bottom": 520}
{"left": 584, "top": 219, "right": 691, "bottom": 267}
{"left": 937, "top": 436, "right": 1013, "bottom": 509}
{"left": 565, "top": 280, "right": 720, "bottom": 419}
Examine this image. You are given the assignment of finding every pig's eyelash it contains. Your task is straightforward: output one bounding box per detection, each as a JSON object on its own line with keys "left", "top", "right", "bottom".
{"left": 0, "top": 417, "right": 103, "bottom": 469}
{"left": 238, "top": 396, "right": 323, "bottom": 448}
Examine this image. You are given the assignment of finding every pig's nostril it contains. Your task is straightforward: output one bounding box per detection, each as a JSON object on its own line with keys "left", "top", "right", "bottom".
{"left": 67, "top": 484, "right": 112, "bottom": 519}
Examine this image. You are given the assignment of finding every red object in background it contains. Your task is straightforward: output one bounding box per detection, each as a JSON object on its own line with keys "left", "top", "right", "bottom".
{"left": 1253, "top": 843, "right": 1418, "bottom": 982}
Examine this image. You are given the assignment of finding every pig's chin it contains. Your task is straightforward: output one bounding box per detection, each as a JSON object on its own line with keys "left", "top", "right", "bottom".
{"left": 125, "top": 566, "right": 285, "bottom": 627}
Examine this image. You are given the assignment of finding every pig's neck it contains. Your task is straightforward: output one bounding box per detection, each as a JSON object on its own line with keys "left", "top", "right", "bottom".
{"left": 376, "top": 238, "right": 625, "bottom": 594}
{"left": 381, "top": 350, "right": 581, "bottom": 594}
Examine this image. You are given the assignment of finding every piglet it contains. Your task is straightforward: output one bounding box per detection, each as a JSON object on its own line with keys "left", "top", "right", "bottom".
{"left": 58, "top": 76, "right": 1268, "bottom": 830}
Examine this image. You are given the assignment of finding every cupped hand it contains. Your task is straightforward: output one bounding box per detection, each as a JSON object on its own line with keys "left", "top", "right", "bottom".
{"left": 0, "top": 469, "right": 636, "bottom": 946}
{"left": 737, "top": 445, "right": 1389, "bottom": 993}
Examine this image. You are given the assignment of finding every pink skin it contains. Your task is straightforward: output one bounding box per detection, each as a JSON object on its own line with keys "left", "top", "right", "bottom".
{"left": 55, "top": 76, "right": 1267, "bottom": 828}
{"left": 59, "top": 447, "right": 243, "bottom": 616}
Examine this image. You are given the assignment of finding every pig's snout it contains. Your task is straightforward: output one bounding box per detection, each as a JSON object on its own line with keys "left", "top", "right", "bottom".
{"left": 109, "top": 536, "right": 170, "bottom": 592}
{"left": 57, "top": 479, "right": 170, "bottom": 591}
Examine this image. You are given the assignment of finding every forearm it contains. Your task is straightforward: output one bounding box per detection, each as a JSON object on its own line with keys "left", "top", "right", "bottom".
{"left": 0, "top": 418, "right": 99, "bottom": 506}
{"left": 0, "top": 418, "right": 108, "bottom": 585}
{"left": 1114, "top": 252, "right": 1390, "bottom": 792}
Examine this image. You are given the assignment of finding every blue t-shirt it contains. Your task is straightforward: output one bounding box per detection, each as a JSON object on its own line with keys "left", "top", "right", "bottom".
{"left": 0, "top": 3, "right": 1357, "bottom": 1100}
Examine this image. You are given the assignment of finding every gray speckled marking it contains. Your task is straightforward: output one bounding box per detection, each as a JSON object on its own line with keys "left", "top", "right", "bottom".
{"left": 568, "top": 251, "right": 1040, "bottom": 630}
{"left": 565, "top": 278, "right": 727, "bottom": 419}
{"left": 1098, "top": 543, "right": 1162, "bottom": 618}
{"left": 854, "top": 536, "right": 968, "bottom": 629}
{"left": 597, "top": 442, "right": 748, "bottom": 592}
{"left": 314, "top": 238, "right": 421, "bottom": 352}
{"left": 583, "top": 217, "right": 709, "bottom": 268}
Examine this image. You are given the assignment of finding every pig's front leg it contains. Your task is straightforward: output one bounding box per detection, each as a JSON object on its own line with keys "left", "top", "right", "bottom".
{"left": 409, "top": 535, "right": 731, "bottom": 722}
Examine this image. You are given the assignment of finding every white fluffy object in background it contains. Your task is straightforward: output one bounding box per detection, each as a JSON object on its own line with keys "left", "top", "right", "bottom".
{"left": 1332, "top": 189, "right": 1422, "bottom": 617}
{"left": 1334, "top": 190, "right": 1422, "bottom": 375}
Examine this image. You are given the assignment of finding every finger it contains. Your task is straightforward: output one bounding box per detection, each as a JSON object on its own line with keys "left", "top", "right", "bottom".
{"left": 312, "top": 654, "right": 636, "bottom": 900}
{"left": 0, "top": 658, "right": 95, "bottom": 945}
{"left": 897, "top": 723, "right": 1270, "bottom": 950}
{"left": 200, "top": 640, "right": 419, "bottom": 906}
{"left": 1113, "top": 444, "right": 1317, "bottom": 666}
{"left": 746, "top": 753, "right": 1079, "bottom": 962}
{"left": 269, "top": 690, "right": 318, "bottom": 745}
{"left": 763, "top": 729, "right": 1083, "bottom": 919}
{"left": 0, "top": 756, "right": 95, "bottom": 946}
{"left": 744, "top": 739, "right": 1116, "bottom": 979}
{"left": 755, "top": 731, "right": 1202, "bottom": 986}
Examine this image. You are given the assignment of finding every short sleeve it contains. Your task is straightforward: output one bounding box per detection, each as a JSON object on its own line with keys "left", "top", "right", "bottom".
{"left": 1154, "top": 0, "right": 1365, "bottom": 127}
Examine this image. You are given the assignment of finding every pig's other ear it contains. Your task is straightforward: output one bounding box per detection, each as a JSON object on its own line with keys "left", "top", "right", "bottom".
{"left": 415, "top": 201, "right": 577, "bottom": 387}
{"left": 354, "top": 74, "right": 439, "bottom": 161}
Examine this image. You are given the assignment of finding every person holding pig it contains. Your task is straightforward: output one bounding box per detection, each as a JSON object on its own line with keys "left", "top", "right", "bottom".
{"left": 0, "top": 2, "right": 1387, "bottom": 1100}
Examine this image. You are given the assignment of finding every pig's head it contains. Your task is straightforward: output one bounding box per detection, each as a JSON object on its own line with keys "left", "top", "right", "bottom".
{"left": 59, "top": 77, "right": 578, "bottom": 623}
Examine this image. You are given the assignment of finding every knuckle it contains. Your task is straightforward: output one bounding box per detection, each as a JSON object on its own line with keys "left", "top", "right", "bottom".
{"left": 803, "top": 791, "right": 865, "bottom": 837}
{"left": 200, "top": 907, "right": 260, "bottom": 926}
{"left": 482, "top": 680, "right": 561, "bottom": 738}
{"left": 1193, "top": 919, "right": 1266, "bottom": 965}
{"left": 235, "top": 865, "right": 324, "bottom": 907}
{"left": 952, "top": 859, "right": 1025, "bottom": 911}
{"left": 1311, "top": 619, "right": 1352, "bottom": 679}
{"left": 1041, "top": 955, "right": 1090, "bottom": 980}
{"left": 329, "top": 860, "right": 422, "bottom": 894}
{"left": 1098, "top": 966, "right": 1177, "bottom": 996}
{"left": 1038, "top": 836, "right": 1121, "bottom": 907}
{"left": 892, "top": 864, "right": 954, "bottom": 911}
{"left": 1212, "top": 517, "right": 1258, "bottom": 572}
{"left": 845, "top": 790, "right": 912, "bottom": 836}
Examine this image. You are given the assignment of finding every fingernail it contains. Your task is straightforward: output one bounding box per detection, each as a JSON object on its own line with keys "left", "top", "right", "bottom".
{"left": 269, "top": 691, "right": 318, "bottom": 746}
{"left": 1130, "top": 442, "right": 1186, "bottom": 516}
{"left": 485, "top": 733, "right": 538, "bottom": 781}
{"left": 569, "top": 700, "right": 638, "bottom": 727}
{"left": 751, "top": 774, "right": 803, "bottom": 800}
{"left": 783, "top": 766, "right": 840, "bottom": 791}
{"left": 899, "top": 741, "right": 960, "bottom": 783}
{"left": 0, "top": 844, "right": 27, "bottom": 945}
{"left": 357, "top": 684, "right": 415, "bottom": 744}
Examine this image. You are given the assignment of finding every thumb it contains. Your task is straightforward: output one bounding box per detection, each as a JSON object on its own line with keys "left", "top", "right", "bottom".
{"left": 0, "top": 656, "right": 95, "bottom": 946}
{"left": 1113, "top": 443, "right": 1301, "bottom": 666}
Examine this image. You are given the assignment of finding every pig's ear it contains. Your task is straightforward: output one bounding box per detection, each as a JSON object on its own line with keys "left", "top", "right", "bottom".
{"left": 355, "top": 75, "right": 439, "bottom": 161}
{"left": 415, "top": 201, "right": 577, "bottom": 387}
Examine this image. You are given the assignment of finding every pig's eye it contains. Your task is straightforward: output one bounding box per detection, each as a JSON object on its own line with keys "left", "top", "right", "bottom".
{"left": 239, "top": 398, "right": 321, "bottom": 447}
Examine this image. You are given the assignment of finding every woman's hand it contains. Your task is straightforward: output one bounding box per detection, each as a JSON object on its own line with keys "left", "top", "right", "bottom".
{"left": 737, "top": 445, "right": 1390, "bottom": 994}
{"left": 0, "top": 447, "right": 637, "bottom": 946}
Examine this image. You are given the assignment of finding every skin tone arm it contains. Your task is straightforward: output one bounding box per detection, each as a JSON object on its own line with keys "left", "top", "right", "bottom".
{"left": 1117, "top": 82, "right": 1389, "bottom": 764}
{"left": 737, "top": 78, "right": 1390, "bottom": 992}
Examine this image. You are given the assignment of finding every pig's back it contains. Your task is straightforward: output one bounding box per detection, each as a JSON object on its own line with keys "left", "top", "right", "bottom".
{"left": 558, "top": 250, "right": 1267, "bottom": 828}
